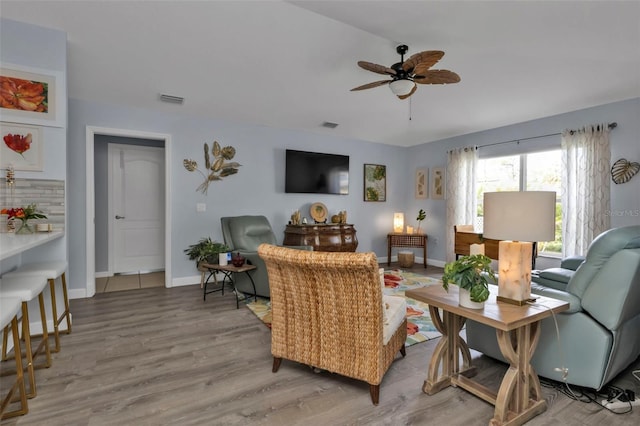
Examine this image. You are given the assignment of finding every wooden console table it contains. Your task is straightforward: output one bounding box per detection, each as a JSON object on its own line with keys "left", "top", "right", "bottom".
{"left": 406, "top": 285, "right": 568, "bottom": 426}
{"left": 283, "top": 223, "right": 357, "bottom": 252}
{"left": 454, "top": 226, "right": 537, "bottom": 268}
{"left": 387, "top": 233, "right": 427, "bottom": 267}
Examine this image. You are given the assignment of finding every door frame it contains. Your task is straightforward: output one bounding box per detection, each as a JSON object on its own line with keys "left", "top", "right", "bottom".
{"left": 86, "top": 126, "right": 172, "bottom": 297}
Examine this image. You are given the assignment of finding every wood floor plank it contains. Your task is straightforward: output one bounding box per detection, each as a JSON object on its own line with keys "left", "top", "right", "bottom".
{"left": 1, "top": 266, "right": 638, "bottom": 425}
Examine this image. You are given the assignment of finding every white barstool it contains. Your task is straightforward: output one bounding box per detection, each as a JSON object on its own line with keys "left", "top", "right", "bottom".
{"left": 0, "top": 275, "right": 51, "bottom": 398}
{"left": 0, "top": 297, "right": 28, "bottom": 419}
{"left": 3, "top": 261, "right": 71, "bottom": 353}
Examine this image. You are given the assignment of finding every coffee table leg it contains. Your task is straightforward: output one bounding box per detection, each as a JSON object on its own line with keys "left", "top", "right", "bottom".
{"left": 491, "top": 322, "right": 546, "bottom": 425}
{"left": 423, "top": 306, "right": 474, "bottom": 395}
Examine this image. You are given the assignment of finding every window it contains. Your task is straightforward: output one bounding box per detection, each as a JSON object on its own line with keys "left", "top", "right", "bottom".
{"left": 476, "top": 149, "right": 562, "bottom": 256}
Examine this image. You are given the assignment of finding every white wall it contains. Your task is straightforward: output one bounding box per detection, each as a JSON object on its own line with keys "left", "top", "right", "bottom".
{"left": 67, "top": 98, "right": 410, "bottom": 292}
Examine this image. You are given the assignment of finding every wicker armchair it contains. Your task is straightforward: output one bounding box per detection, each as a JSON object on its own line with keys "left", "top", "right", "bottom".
{"left": 258, "top": 244, "right": 407, "bottom": 405}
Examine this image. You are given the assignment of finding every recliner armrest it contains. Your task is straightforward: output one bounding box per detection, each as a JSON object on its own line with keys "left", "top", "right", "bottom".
{"left": 561, "top": 255, "right": 585, "bottom": 271}
{"left": 530, "top": 283, "right": 582, "bottom": 313}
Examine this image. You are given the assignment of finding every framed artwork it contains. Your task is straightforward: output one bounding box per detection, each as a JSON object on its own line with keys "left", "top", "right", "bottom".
{"left": 1, "top": 122, "right": 43, "bottom": 171}
{"left": 0, "top": 63, "right": 66, "bottom": 128}
{"left": 431, "top": 167, "right": 445, "bottom": 199}
{"left": 364, "top": 163, "right": 386, "bottom": 202}
{"left": 415, "top": 168, "right": 428, "bottom": 199}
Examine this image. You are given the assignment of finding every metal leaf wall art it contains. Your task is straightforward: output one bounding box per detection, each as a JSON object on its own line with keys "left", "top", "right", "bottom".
{"left": 183, "top": 140, "right": 241, "bottom": 194}
{"left": 611, "top": 158, "right": 639, "bottom": 184}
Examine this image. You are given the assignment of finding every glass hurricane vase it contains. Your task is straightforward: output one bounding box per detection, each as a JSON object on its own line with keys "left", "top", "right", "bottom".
{"left": 15, "top": 219, "right": 34, "bottom": 234}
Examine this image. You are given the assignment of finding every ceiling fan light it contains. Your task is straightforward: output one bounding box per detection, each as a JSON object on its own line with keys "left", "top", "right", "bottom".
{"left": 389, "top": 79, "right": 415, "bottom": 96}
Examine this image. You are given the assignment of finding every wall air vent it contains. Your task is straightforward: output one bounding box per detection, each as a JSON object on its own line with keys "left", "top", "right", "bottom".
{"left": 159, "top": 94, "right": 184, "bottom": 104}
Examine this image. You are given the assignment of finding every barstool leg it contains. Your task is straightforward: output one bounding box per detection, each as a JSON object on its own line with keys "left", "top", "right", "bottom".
{"left": 19, "top": 303, "right": 36, "bottom": 399}
{"left": 0, "top": 316, "right": 28, "bottom": 419}
{"left": 60, "top": 272, "right": 72, "bottom": 334}
{"left": 36, "top": 293, "right": 52, "bottom": 369}
{"left": 48, "top": 278, "right": 61, "bottom": 353}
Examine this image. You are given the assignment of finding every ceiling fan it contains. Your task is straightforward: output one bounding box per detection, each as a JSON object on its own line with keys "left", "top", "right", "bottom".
{"left": 351, "top": 44, "right": 461, "bottom": 100}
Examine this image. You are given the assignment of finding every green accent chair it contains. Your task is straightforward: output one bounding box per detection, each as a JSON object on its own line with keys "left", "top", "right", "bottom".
{"left": 466, "top": 225, "right": 640, "bottom": 390}
{"left": 221, "top": 215, "right": 311, "bottom": 298}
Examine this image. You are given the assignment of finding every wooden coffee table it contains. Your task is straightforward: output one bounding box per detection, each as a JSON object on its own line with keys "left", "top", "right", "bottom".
{"left": 406, "top": 284, "right": 568, "bottom": 426}
{"left": 199, "top": 262, "right": 257, "bottom": 308}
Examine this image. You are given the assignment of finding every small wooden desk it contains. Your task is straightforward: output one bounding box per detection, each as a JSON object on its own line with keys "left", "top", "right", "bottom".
{"left": 405, "top": 285, "right": 568, "bottom": 426}
{"left": 387, "top": 233, "right": 427, "bottom": 267}
{"left": 199, "top": 262, "right": 257, "bottom": 308}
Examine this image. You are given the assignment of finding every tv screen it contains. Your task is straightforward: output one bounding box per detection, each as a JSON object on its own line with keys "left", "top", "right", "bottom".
{"left": 285, "top": 149, "right": 349, "bottom": 195}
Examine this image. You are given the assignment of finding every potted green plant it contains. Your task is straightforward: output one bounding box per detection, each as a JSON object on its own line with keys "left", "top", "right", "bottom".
{"left": 416, "top": 209, "right": 426, "bottom": 233}
{"left": 441, "top": 254, "right": 496, "bottom": 309}
{"left": 184, "top": 237, "right": 230, "bottom": 266}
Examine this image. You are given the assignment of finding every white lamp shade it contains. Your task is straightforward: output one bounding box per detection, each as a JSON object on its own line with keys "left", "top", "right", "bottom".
{"left": 389, "top": 79, "right": 416, "bottom": 96}
{"left": 393, "top": 212, "right": 404, "bottom": 233}
{"left": 483, "top": 191, "right": 556, "bottom": 242}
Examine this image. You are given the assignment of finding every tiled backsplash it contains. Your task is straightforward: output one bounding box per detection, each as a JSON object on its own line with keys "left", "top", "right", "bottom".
{"left": 1, "top": 178, "right": 65, "bottom": 230}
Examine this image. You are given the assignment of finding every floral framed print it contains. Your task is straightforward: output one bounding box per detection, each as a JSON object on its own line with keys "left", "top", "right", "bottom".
{"left": 1, "top": 122, "right": 43, "bottom": 171}
{"left": 431, "top": 167, "right": 445, "bottom": 200}
{"left": 364, "top": 163, "right": 386, "bottom": 202}
{"left": 415, "top": 168, "right": 428, "bottom": 199}
{"left": 0, "top": 63, "right": 66, "bottom": 128}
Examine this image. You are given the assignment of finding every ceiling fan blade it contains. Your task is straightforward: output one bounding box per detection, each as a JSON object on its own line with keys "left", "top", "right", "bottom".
{"left": 403, "top": 51, "right": 444, "bottom": 73}
{"left": 357, "top": 61, "right": 396, "bottom": 76}
{"left": 397, "top": 85, "right": 417, "bottom": 100}
{"left": 350, "top": 80, "right": 391, "bottom": 91}
{"left": 414, "top": 70, "right": 461, "bottom": 84}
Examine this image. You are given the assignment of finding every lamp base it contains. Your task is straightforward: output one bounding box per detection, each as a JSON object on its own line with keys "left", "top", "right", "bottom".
{"left": 496, "top": 295, "right": 538, "bottom": 306}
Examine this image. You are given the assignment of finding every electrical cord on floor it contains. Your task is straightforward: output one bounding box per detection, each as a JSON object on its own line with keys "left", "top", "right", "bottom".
{"left": 539, "top": 378, "right": 634, "bottom": 415}
{"left": 525, "top": 300, "right": 634, "bottom": 415}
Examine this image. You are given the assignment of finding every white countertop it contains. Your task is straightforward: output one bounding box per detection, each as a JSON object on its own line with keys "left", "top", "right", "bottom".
{"left": 0, "top": 231, "right": 64, "bottom": 261}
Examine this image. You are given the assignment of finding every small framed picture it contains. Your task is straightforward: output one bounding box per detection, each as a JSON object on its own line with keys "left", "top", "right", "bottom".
{"left": 431, "top": 167, "right": 445, "bottom": 200}
{"left": 415, "top": 168, "right": 428, "bottom": 199}
{"left": 0, "top": 63, "right": 66, "bottom": 128}
{"left": 1, "top": 122, "right": 43, "bottom": 171}
{"left": 364, "top": 163, "right": 386, "bottom": 202}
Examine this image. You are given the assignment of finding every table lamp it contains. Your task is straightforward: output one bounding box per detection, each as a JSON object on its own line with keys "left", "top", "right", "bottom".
{"left": 483, "top": 191, "right": 556, "bottom": 305}
{"left": 393, "top": 212, "right": 404, "bottom": 233}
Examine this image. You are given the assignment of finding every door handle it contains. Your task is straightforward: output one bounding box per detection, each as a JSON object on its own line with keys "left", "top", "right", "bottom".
{"left": 115, "top": 215, "right": 126, "bottom": 219}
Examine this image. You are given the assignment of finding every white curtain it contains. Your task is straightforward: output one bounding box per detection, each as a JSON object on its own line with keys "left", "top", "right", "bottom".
{"left": 445, "top": 147, "right": 477, "bottom": 262}
{"left": 561, "top": 124, "right": 611, "bottom": 256}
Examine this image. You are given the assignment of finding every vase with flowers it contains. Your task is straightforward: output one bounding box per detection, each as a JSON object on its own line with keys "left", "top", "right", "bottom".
{"left": 1, "top": 204, "right": 47, "bottom": 234}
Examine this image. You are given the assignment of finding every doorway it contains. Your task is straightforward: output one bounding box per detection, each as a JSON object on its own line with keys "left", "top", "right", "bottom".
{"left": 108, "top": 143, "right": 165, "bottom": 274}
{"left": 86, "top": 127, "right": 172, "bottom": 297}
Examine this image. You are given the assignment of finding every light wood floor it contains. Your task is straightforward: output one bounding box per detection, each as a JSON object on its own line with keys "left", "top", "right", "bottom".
{"left": 1, "top": 263, "right": 638, "bottom": 425}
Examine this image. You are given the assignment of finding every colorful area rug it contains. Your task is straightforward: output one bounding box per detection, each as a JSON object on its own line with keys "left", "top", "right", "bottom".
{"left": 245, "top": 270, "right": 442, "bottom": 347}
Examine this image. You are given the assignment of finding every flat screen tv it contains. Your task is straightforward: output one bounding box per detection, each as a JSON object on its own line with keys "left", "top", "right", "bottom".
{"left": 285, "top": 149, "right": 349, "bottom": 195}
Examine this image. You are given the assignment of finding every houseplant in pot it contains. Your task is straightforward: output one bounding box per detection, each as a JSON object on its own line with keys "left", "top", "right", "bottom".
{"left": 441, "top": 254, "right": 496, "bottom": 309}
{"left": 184, "top": 237, "right": 230, "bottom": 267}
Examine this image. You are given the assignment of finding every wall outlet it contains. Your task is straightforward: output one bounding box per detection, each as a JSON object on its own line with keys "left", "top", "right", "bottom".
{"left": 602, "top": 394, "right": 640, "bottom": 410}
{"left": 196, "top": 203, "right": 206, "bottom": 212}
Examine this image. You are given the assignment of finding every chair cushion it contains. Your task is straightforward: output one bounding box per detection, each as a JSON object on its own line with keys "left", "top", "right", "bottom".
{"left": 0, "top": 276, "right": 48, "bottom": 301}
{"left": 382, "top": 295, "right": 406, "bottom": 345}
{"left": 6, "top": 261, "right": 68, "bottom": 278}
{"left": 0, "top": 297, "right": 22, "bottom": 329}
{"left": 228, "top": 217, "right": 277, "bottom": 251}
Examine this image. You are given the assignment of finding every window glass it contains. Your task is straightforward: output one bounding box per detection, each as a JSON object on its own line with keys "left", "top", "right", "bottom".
{"left": 476, "top": 150, "right": 562, "bottom": 257}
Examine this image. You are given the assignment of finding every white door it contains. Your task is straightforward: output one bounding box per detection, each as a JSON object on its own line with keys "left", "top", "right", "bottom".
{"left": 108, "top": 144, "right": 165, "bottom": 274}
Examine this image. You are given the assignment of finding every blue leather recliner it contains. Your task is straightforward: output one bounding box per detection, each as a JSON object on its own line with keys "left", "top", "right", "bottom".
{"left": 221, "top": 215, "right": 312, "bottom": 298}
{"left": 466, "top": 225, "right": 640, "bottom": 390}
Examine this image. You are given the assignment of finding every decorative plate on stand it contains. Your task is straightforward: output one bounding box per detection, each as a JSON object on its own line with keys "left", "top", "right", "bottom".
{"left": 310, "top": 202, "right": 328, "bottom": 223}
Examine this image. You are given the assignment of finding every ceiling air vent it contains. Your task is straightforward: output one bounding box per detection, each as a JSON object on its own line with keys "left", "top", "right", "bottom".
{"left": 322, "top": 121, "right": 339, "bottom": 129}
{"left": 159, "top": 94, "right": 184, "bottom": 104}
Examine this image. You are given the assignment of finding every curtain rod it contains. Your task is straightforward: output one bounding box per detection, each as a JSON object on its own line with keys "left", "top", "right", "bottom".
{"left": 477, "top": 122, "right": 617, "bottom": 150}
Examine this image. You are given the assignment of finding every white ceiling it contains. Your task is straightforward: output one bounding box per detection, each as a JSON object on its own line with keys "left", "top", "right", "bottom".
{"left": 2, "top": 1, "right": 639, "bottom": 146}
